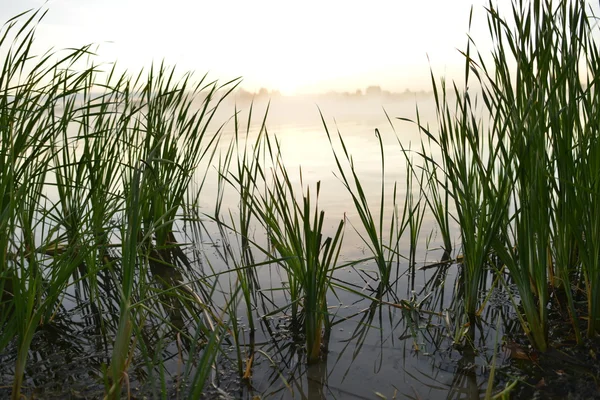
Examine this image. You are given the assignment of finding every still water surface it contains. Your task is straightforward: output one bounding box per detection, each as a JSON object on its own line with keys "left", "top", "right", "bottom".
{"left": 0, "top": 94, "right": 509, "bottom": 399}
{"left": 193, "top": 95, "right": 507, "bottom": 399}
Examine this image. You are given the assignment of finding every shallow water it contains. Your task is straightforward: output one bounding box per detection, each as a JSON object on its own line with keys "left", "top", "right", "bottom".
{"left": 1, "top": 94, "right": 515, "bottom": 399}
{"left": 183, "top": 95, "right": 509, "bottom": 399}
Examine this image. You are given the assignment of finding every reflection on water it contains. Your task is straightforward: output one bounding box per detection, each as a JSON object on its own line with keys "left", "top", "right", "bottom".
{"left": 0, "top": 95, "right": 511, "bottom": 399}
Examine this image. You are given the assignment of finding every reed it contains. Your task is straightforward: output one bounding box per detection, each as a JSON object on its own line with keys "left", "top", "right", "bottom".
{"left": 248, "top": 133, "right": 344, "bottom": 364}
{"left": 210, "top": 105, "right": 269, "bottom": 379}
{"left": 0, "top": 10, "right": 111, "bottom": 398}
{"left": 5, "top": 0, "right": 600, "bottom": 396}
{"left": 325, "top": 122, "right": 404, "bottom": 297}
{"left": 0, "top": 8, "right": 239, "bottom": 396}
{"left": 224, "top": 105, "right": 268, "bottom": 329}
{"left": 105, "top": 160, "right": 142, "bottom": 398}
{"left": 132, "top": 63, "right": 239, "bottom": 248}
{"left": 559, "top": 1, "right": 600, "bottom": 337}
{"left": 403, "top": 152, "right": 426, "bottom": 277}
{"left": 405, "top": 0, "right": 600, "bottom": 350}
{"left": 102, "top": 72, "right": 239, "bottom": 397}
{"left": 408, "top": 70, "right": 511, "bottom": 323}
{"left": 480, "top": 0, "right": 599, "bottom": 348}
{"left": 414, "top": 110, "right": 453, "bottom": 260}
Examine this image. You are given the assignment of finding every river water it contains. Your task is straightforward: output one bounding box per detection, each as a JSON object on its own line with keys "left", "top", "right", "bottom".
{"left": 192, "top": 93, "right": 507, "bottom": 399}
{"left": 0, "top": 92, "right": 511, "bottom": 399}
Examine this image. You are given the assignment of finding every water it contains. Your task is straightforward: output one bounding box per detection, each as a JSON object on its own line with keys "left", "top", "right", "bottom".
{"left": 0, "top": 93, "right": 511, "bottom": 399}
{"left": 190, "top": 94, "right": 507, "bottom": 399}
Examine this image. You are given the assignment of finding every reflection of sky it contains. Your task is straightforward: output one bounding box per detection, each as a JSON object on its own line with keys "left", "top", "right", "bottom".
{"left": 13, "top": 88, "right": 502, "bottom": 400}
{"left": 0, "top": 0, "right": 514, "bottom": 94}
{"left": 194, "top": 104, "right": 483, "bottom": 397}
{"left": 198, "top": 95, "right": 458, "bottom": 276}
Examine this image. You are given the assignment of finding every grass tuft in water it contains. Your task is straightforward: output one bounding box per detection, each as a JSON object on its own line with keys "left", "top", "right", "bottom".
{"left": 249, "top": 133, "right": 345, "bottom": 364}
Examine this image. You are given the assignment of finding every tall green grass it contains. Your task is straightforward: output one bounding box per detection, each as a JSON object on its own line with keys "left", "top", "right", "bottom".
{"left": 480, "top": 0, "right": 599, "bottom": 348}
{"left": 4, "top": 0, "right": 600, "bottom": 397}
{"left": 134, "top": 64, "right": 239, "bottom": 248}
{"left": 408, "top": 59, "right": 511, "bottom": 323}
{"left": 210, "top": 106, "right": 269, "bottom": 379}
{"left": 405, "top": 0, "right": 600, "bottom": 350}
{"left": 325, "top": 122, "right": 404, "bottom": 297}
{"left": 412, "top": 110, "right": 453, "bottom": 260}
{"left": 0, "top": 8, "right": 240, "bottom": 397}
{"left": 247, "top": 133, "right": 345, "bottom": 364}
{"left": 0, "top": 10, "right": 105, "bottom": 398}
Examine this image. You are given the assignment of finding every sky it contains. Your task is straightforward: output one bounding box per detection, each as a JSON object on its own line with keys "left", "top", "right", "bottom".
{"left": 1, "top": 0, "right": 516, "bottom": 94}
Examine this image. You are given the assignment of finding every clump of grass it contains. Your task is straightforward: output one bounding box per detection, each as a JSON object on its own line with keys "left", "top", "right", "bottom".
{"left": 325, "top": 121, "right": 404, "bottom": 297}
{"left": 249, "top": 133, "right": 345, "bottom": 364}
{"left": 406, "top": 58, "right": 511, "bottom": 325}
{"left": 478, "top": 0, "right": 599, "bottom": 349}
{"left": 131, "top": 63, "right": 239, "bottom": 248}
{"left": 101, "top": 69, "right": 240, "bottom": 398}
{"left": 405, "top": 0, "right": 600, "bottom": 351}
{"left": 0, "top": 10, "right": 108, "bottom": 398}
{"left": 0, "top": 8, "right": 240, "bottom": 397}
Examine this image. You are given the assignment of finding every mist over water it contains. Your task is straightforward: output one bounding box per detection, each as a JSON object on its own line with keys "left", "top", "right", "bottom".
{"left": 190, "top": 92, "right": 478, "bottom": 400}
{"left": 202, "top": 91, "right": 445, "bottom": 251}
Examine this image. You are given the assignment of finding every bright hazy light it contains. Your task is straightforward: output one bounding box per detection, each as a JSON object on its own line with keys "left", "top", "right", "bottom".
{"left": 1, "top": 0, "right": 515, "bottom": 94}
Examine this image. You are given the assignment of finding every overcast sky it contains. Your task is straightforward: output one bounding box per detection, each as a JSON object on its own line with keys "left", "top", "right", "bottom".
{"left": 1, "top": 0, "right": 523, "bottom": 94}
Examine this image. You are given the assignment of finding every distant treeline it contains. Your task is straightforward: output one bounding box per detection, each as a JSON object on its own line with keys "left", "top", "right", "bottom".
{"left": 233, "top": 86, "right": 433, "bottom": 100}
